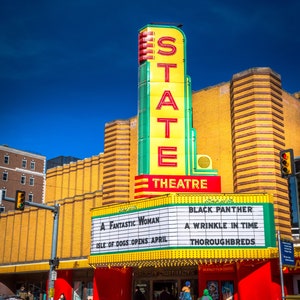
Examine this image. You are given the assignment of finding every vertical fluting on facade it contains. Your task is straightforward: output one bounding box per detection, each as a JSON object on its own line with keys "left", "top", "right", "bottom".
{"left": 230, "top": 67, "right": 291, "bottom": 238}
{"left": 46, "top": 155, "right": 103, "bottom": 203}
{"left": 102, "top": 120, "right": 131, "bottom": 204}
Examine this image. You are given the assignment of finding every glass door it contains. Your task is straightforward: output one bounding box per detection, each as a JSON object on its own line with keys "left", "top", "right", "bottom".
{"left": 153, "top": 280, "right": 178, "bottom": 300}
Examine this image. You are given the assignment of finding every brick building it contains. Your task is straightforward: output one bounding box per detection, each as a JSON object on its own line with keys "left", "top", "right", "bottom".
{"left": 0, "top": 145, "right": 46, "bottom": 212}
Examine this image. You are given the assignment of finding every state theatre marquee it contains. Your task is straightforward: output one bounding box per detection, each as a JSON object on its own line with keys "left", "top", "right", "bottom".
{"left": 89, "top": 193, "right": 277, "bottom": 268}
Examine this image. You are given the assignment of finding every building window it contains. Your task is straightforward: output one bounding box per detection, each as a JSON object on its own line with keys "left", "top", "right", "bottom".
{"left": 4, "top": 155, "right": 9, "bottom": 164}
{"left": 2, "top": 172, "right": 8, "bottom": 181}
{"left": 30, "top": 161, "right": 35, "bottom": 170}
{"left": 28, "top": 193, "right": 33, "bottom": 202}
{"left": 21, "top": 175, "right": 26, "bottom": 185}
{"left": 29, "top": 177, "right": 34, "bottom": 186}
{"left": 22, "top": 159, "right": 27, "bottom": 168}
{"left": 0, "top": 189, "right": 6, "bottom": 213}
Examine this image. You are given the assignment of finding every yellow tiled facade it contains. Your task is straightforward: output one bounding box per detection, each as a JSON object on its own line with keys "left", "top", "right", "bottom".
{"left": 0, "top": 67, "right": 299, "bottom": 275}
{"left": 46, "top": 154, "right": 103, "bottom": 201}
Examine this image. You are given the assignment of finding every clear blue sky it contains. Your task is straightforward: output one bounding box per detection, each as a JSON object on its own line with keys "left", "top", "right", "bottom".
{"left": 1, "top": 0, "right": 299, "bottom": 160}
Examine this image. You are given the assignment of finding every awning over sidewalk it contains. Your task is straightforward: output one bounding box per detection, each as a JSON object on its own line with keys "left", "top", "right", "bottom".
{"left": 0, "top": 259, "right": 90, "bottom": 274}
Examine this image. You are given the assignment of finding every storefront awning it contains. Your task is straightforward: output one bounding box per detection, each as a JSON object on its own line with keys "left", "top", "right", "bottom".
{"left": 0, "top": 259, "right": 90, "bottom": 274}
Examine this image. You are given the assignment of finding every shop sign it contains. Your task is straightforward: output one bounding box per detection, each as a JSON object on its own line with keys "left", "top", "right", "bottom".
{"left": 201, "top": 264, "right": 235, "bottom": 273}
{"left": 280, "top": 239, "right": 295, "bottom": 267}
{"left": 135, "top": 266, "right": 197, "bottom": 278}
{"left": 135, "top": 174, "right": 221, "bottom": 194}
{"left": 135, "top": 24, "right": 219, "bottom": 199}
{"left": 283, "top": 258, "right": 300, "bottom": 273}
{"left": 90, "top": 195, "right": 275, "bottom": 255}
{"left": 51, "top": 270, "right": 57, "bottom": 280}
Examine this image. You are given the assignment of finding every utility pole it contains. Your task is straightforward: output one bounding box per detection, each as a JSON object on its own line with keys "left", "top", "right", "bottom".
{"left": 1, "top": 193, "right": 60, "bottom": 300}
{"left": 48, "top": 204, "right": 60, "bottom": 300}
{"left": 277, "top": 231, "right": 285, "bottom": 300}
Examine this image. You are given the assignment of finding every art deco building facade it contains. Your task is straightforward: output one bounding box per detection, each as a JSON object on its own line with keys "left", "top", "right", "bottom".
{"left": 0, "top": 25, "right": 300, "bottom": 300}
{"left": 0, "top": 67, "right": 299, "bottom": 300}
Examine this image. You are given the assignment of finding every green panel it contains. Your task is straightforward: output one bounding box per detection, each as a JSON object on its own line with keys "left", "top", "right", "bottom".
{"left": 138, "top": 62, "right": 150, "bottom": 174}
{"left": 263, "top": 203, "right": 276, "bottom": 247}
{"left": 184, "top": 75, "right": 193, "bottom": 175}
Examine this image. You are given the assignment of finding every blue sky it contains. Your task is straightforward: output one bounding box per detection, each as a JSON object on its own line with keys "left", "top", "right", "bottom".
{"left": 1, "top": 0, "right": 299, "bottom": 160}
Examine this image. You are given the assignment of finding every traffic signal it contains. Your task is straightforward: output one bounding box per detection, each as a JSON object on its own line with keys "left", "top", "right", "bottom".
{"left": 49, "top": 257, "right": 60, "bottom": 269}
{"left": 280, "top": 149, "right": 295, "bottom": 178}
{"left": 15, "top": 190, "right": 26, "bottom": 210}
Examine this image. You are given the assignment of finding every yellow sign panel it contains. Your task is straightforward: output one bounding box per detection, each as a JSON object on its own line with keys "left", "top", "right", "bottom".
{"left": 140, "top": 26, "right": 186, "bottom": 175}
{"left": 136, "top": 24, "right": 220, "bottom": 201}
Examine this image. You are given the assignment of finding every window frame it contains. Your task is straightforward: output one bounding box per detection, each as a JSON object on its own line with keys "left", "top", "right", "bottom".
{"left": 30, "top": 161, "right": 35, "bottom": 170}
{"left": 28, "top": 193, "right": 33, "bottom": 202}
{"left": 21, "top": 175, "right": 26, "bottom": 185}
{"left": 22, "top": 159, "right": 27, "bottom": 168}
{"left": 2, "top": 189, "right": 6, "bottom": 199}
{"left": 4, "top": 155, "right": 9, "bottom": 164}
{"left": 2, "top": 171, "right": 8, "bottom": 181}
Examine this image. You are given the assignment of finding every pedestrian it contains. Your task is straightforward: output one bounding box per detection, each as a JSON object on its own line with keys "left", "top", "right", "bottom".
{"left": 18, "top": 286, "right": 28, "bottom": 300}
{"left": 58, "top": 293, "right": 66, "bottom": 300}
{"left": 27, "top": 291, "right": 34, "bottom": 300}
{"left": 179, "top": 281, "right": 192, "bottom": 300}
{"left": 134, "top": 286, "right": 145, "bottom": 300}
{"left": 200, "top": 289, "right": 212, "bottom": 300}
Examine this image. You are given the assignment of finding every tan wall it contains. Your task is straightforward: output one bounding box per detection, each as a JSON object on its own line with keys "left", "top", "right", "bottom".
{"left": 230, "top": 68, "right": 290, "bottom": 237}
{"left": 0, "top": 153, "right": 104, "bottom": 270}
{"left": 0, "top": 192, "right": 103, "bottom": 271}
{"left": 282, "top": 90, "right": 300, "bottom": 156}
{"left": 0, "top": 208, "right": 50, "bottom": 264}
{"left": 191, "top": 68, "right": 300, "bottom": 239}
{"left": 192, "top": 83, "right": 234, "bottom": 192}
{"left": 46, "top": 155, "right": 103, "bottom": 203}
{"left": 102, "top": 120, "right": 131, "bottom": 204}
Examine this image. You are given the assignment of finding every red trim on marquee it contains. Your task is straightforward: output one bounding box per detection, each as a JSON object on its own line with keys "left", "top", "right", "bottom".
{"left": 135, "top": 174, "right": 221, "bottom": 193}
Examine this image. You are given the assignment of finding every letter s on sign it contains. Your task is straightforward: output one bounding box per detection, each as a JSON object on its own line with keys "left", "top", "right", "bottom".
{"left": 157, "top": 37, "right": 176, "bottom": 56}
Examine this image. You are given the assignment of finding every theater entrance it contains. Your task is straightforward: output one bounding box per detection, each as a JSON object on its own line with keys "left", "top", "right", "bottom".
{"left": 153, "top": 280, "right": 178, "bottom": 300}
{"left": 133, "top": 266, "right": 198, "bottom": 300}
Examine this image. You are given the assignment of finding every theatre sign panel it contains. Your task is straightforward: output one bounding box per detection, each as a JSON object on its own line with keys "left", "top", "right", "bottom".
{"left": 89, "top": 194, "right": 276, "bottom": 267}
{"left": 88, "top": 24, "right": 277, "bottom": 268}
{"left": 135, "top": 23, "right": 221, "bottom": 200}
